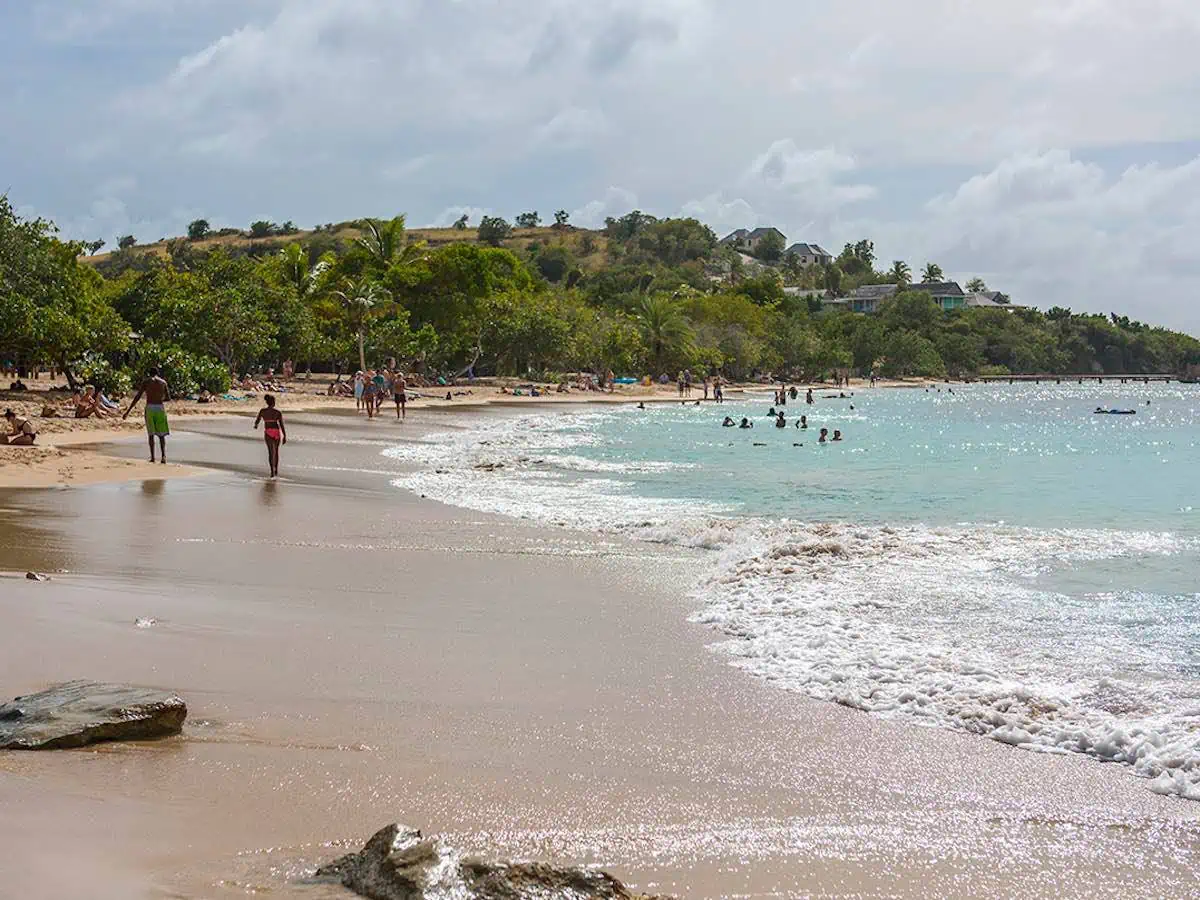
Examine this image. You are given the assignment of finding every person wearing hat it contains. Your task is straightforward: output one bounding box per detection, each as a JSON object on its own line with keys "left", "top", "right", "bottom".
{"left": 2, "top": 409, "right": 38, "bottom": 445}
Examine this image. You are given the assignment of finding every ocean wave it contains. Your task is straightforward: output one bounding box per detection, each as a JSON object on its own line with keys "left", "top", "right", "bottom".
{"left": 383, "top": 412, "right": 1200, "bottom": 800}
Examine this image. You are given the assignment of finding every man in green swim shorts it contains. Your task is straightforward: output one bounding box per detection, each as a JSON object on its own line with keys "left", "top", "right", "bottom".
{"left": 123, "top": 366, "right": 171, "bottom": 463}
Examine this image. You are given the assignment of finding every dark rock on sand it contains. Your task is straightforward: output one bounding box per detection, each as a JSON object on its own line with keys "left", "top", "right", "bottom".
{"left": 316, "top": 823, "right": 671, "bottom": 900}
{"left": 24, "top": 572, "right": 49, "bottom": 581}
{"left": 0, "top": 680, "right": 186, "bottom": 750}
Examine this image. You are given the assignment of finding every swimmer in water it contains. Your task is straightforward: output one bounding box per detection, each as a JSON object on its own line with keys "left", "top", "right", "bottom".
{"left": 768, "top": 407, "right": 776, "bottom": 417}
{"left": 637, "top": 401, "right": 646, "bottom": 409}
{"left": 799, "top": 415, "right": 808, "bottom": 429}
{"left": 806, "top": 388, "right": 814, "bottom": 405}
{"left": 832, "top": 429, "right": 843, "bottom": 442}
{"left": 722, "top": 416, "right": 735, "bottom": 427}
{"left": 775, "top": 412, "right": 787, "bottom": 428}
{"left": 739, "top": 417, "right": 753, "bottom": 429}
{"left": 819, "top": 427, "right": 828, "bottom": 443}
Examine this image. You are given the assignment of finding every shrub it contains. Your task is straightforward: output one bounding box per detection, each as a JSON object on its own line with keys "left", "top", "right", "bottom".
{"left": 76, "top": 354, "right": 132, "bottom": 397}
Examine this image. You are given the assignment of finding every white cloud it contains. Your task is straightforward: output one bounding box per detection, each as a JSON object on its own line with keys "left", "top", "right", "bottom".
{"left": 883, "top": 150, "right": 1200, "bottom": 326}
{"left": 9, "top": 0, "right": 1200, "bottom": 330}
{"left": 571, "top": 187, "right": 638, "bottom": 229}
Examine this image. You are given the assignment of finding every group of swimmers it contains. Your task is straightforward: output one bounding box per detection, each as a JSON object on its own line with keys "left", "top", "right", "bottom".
{"left": 351, "top": 369, "right": 408, "bottom": 420}
{"left": 721, "top": 413, "right": 843, "bottom": 442}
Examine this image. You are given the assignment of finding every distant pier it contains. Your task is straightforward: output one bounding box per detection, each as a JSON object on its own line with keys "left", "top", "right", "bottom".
{"left": 975, "top": 374, "right": 1179, "bottom": 384}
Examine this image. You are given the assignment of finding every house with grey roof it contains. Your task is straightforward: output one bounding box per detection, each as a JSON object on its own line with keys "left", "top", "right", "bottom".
{"left": 965, "top": 291, "right": 1025, "bottom": 310}
{"left": 849, "top": 283, "right": 900, "bottom": 313}
{"left": 718, "top": 226, "right": 786, "bottom": 255}
{"left": 783, "top": 242, "right": 833, "bottom": 266}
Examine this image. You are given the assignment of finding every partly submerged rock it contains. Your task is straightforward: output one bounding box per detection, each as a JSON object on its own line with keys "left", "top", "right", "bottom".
{"left": 24, "top": 572, "right": 49, "bottom": 581}
{"left": 316, "top": 823, "right": 671, "bottom": 900}
{"left": 0, "top": 680, "right": 186, "bottom": 750}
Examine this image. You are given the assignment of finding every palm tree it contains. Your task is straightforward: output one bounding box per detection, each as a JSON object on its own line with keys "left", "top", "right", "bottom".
{"left": 889, "top": 260, "right": 911, "bottom": 286}
{"left": 921, "top": 262, "right": 944, "bottom": 283}
{"left": 356, "top": 215, "right": 427, "bottom": 269}
{"left": 965, "top": 277, "right": 988, "bottom": 293}
{"left": 333, "top": 276, "right": 391, "bottom": 372}
{"left": 278, "top": 243, "right": 332, "bottom": 299}
{"left": 636, "top": 294, "right": 692, "bottom": 372}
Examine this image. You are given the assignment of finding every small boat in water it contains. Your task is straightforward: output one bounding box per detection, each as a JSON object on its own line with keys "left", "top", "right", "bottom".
{"left": 1094, "top": 407, "right": 1136, "bottom": 415}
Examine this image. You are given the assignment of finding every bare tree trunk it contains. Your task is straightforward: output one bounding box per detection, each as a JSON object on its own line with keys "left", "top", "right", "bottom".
{"left": 357, "top": 330, "right": 367, "bottom": 373}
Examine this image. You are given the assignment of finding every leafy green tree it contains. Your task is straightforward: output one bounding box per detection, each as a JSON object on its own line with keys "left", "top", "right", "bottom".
{"left": 604, "top": 210, "right": 657, "bottom": 241}
{"left": 921, "top": 262, "right": 944, "bottom": 283}
{"left": 533, "top": 244, "right": 574, "bottom": 283}
{"left": 478, "top": 216, "right": 513, "bottom": 246}
{"left": 187, "top": 219, "right": 211, "bottom": 240}
{"left": 636, "top": 293, "right": 693, "bottom": 372}
{"left": 554, "top": 209, "right": 570, "bottom": 227}
{"left": 838, "top": 240, "right": 875, "bottom": 276}
{"left": 250, "top": 220, "right": 276, "bottom": 238}
{"left": 755, "top": 229, "right": 786, "bottom": 262}
{"left": 144, "top": 253, "right": 274, "bottom": 374}
{"left": 515, "top": 211, "right": 541, "bottom": 228}
{"left": 889, "top": 260, "right": 911, "bottom": 285}
{"left": 965, "top": 277, "right": 988, "bottom": 293}
{"left": 118, "top": 235, "right": 136, "bottom": 250}
{"left": 453, "top": 214, "right": 469, "bottom": 231}
{"left": 85, "top": 239, "right": 106, "bottom": 255}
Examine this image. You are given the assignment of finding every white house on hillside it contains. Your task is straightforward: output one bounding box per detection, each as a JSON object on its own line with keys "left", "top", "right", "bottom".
{"left": 784, "top": 242, "right": 832, "bottom": 266}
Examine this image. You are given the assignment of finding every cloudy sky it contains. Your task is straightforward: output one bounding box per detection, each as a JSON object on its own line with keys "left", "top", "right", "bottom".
{"left": 5, "top": 0, "right": 1200, "bottom": 329}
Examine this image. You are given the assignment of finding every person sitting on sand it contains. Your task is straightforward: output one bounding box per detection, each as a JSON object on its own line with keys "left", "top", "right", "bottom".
{"left": 775, "top": 412, "right": 787, "bottom": 428}
{"left": 198, "top": 389, "right": 214, "bottom": 404}
{"left": 9, "top": 379, "right": 28, "bottom": 392}
{"left": 83, "top": 385, "right": 112, "bottom": 418}
{"left": 832, "top": 430, "right": 843, "bottom": 442}
{"left": 253, "top": 394, "right": 287, "bottom": 478}
{"left": 72, "top": 390, "right": 94, "bottom": 418}
{"left": 2, "top": 409, "right": 37, "bottom": 445}
{"left": 819, "top": 427, "right": 828, "bottom": 443}
{"left": 739, "top": 417, "right": 753, "bottom": 429}
{"left": 722, "top": 416, "right": 735, "bottom": 427}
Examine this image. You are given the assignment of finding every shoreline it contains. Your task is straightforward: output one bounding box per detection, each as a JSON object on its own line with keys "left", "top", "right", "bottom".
{"left": 0, "top": 376, "right": 917, "bottom": 489}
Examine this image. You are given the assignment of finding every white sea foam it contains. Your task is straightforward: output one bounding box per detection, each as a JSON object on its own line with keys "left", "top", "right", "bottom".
{"left": 384, "top": 411, "right": 1200, "bottom": 800}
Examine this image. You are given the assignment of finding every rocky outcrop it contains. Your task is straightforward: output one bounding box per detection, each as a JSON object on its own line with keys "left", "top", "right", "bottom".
{"left": 0, "top": 681, "right": 187, "bottom": 750}
{"left": 316, "top": 823, "right": 672, "bottom": 900}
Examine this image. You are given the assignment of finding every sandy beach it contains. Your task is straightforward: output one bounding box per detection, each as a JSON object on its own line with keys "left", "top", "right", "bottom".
{"left": 2, "top": 404, "right": 1198, "bottom": 899}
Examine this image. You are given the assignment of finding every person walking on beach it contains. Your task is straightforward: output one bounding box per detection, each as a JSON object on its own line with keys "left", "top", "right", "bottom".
{"left": 806, "top": 388, "right": 814, "bottom": 405}
{"left": 393, "top": 372, "right": 407, "bottom": 420}
{"left": 253, "top": 394, "right": 287, "bottom": 478}
{"left": 123, "top": 367, "right": 170, "bottom": 463}
{"left": 353, "top": 371, "right": 365, "bottom": 411}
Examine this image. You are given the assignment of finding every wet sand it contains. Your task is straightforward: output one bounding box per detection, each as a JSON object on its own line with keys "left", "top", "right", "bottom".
{"left": 1, "top": 410, "right": 1198, "bottom": 899}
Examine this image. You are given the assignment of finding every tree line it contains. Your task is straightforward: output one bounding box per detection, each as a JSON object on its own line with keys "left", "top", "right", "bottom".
{"left": 3, "top": 196, "right": 1198, "bottom": 398}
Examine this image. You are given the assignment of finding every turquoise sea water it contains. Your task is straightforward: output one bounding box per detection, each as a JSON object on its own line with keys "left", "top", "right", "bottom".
{"left": 387, "top": 383, "right": 1200, "bottom": 799}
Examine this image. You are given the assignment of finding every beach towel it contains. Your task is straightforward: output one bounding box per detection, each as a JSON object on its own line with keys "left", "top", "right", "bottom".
{"left": 144, "top": 403, "right": 170, "bottom": 436}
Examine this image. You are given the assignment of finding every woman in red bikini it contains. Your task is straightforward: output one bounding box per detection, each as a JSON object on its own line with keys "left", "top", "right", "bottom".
{"left": 253, "top": 394, "right": 287, "bottom": 478}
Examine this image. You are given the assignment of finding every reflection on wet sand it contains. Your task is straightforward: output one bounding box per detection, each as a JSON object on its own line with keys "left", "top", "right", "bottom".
{"left": 1, "top": 412, "right": 1199, "bottom": 899}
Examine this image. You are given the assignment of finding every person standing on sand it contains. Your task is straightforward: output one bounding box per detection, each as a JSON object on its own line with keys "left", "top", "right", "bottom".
{"left": 123, "top": 367, "right": 170, "bottom": 463}
{"left": 253, "top": 394, "right": 287, "bottom": 478}
{"left": 393, "top": 372, "right": 407, "bottom": 420}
